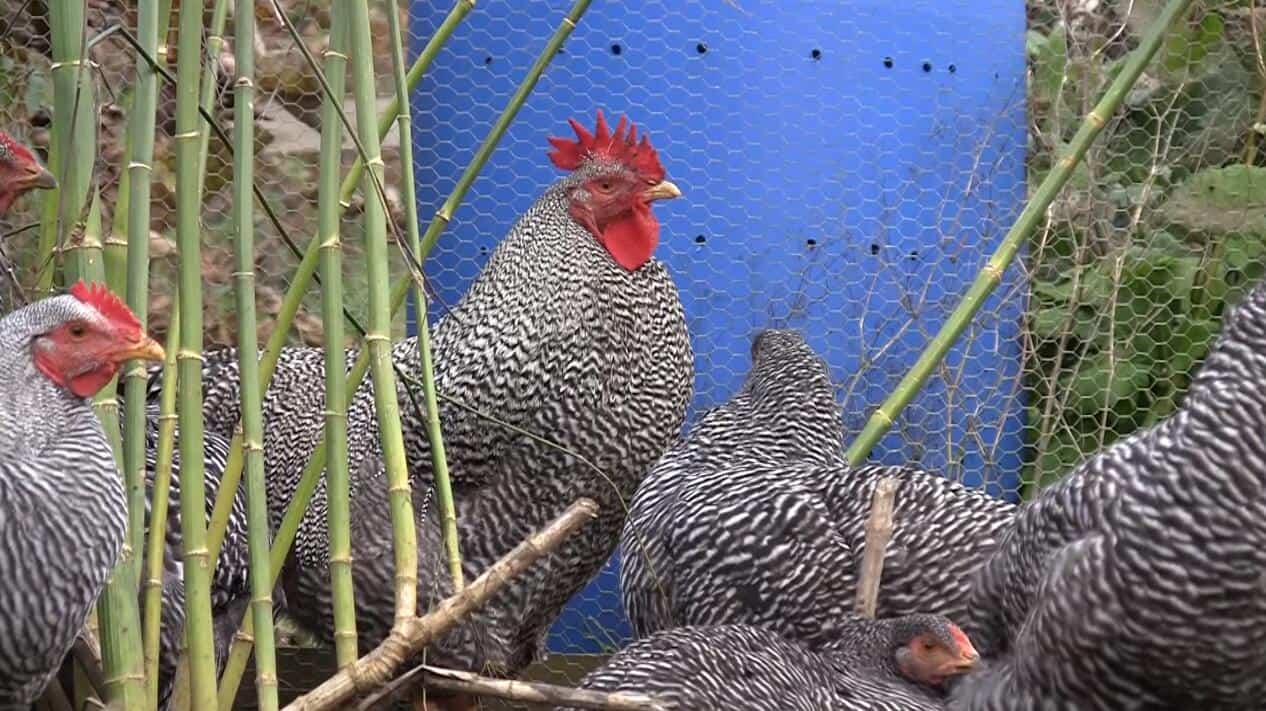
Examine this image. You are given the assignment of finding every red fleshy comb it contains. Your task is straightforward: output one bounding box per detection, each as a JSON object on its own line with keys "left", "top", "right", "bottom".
{"left": 69, "top": 280, "right": 142, "bottom": 337}
{"left": 0, "top": 130, "right": 38, "bottom": 168}
{"left": 547, "top": 110, "right": 665, "bottom": 182}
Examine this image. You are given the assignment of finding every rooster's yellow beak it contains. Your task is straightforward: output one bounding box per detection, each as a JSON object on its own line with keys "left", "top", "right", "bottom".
{"left": 643, "top": 180, "right": 682, "bottom": 202}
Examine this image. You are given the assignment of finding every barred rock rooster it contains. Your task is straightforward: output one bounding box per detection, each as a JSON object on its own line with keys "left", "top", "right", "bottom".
{"left": 621, "top": 329, "right": 1016, "bottom": 645}
{"left": 161, "top": 111, "right": 693, "bottom": 689}
{"left": 562, "top": 615, "right": 979, "bottom": 711}
{"left": 0, "top": 283, "right": 163, "bottom": 707}
{"left": 0, "top": 129, "right": 56, "bottom": 215}
{"left": 953, "top": 276, "right": 1266, "bottom": 710}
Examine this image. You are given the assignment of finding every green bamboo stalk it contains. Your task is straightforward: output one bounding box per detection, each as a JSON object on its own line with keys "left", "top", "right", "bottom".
{"left": 345, "top": 0, "right": 419, "bottom": 625}
{"left": 142, "top": 299, "right": 181, "bottom": 709}
{"left": 76, "top": 198, "right": 148, "bottom": 711}
{"left": 842, "top": 0, "right": 1198, "bottom": 467}
{"left": 229, "top": 3, "right": 280, "bottom": 706}
{"left": 216, "top": 2, "right": 590, "bottom": 700}
{"left": 37, "top": 0, "right": 98, "bottom": 295}
{"left": 172, "top": 0, "right": 220, "bottom": 705}
{"left": 123, "top": 0, "right": 164, "bottom": 605}
{"left": 200, "top": 0, "right": 475, "bottom": 573}
{"left": 315, "top": 9, "right": 359, "bottom": 670}
{"left": 195, "top": 0, "right": 231, "bottom": 201}
{"left": 386, "top": 0, "right": 464, "bottom": 591}
{"left": 104, "top": 125, "right": 131, "bottom": 293}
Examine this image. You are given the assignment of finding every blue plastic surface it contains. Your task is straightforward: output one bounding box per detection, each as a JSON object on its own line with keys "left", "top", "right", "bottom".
{"left": 407, "top": 0, "right": 1027, "bottom": 654}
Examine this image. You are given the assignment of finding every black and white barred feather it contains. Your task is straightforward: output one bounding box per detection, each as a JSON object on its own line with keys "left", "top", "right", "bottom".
{"left": 954, "top": 276, "right": 1266, "bottom": 710}
{"left": 157, "top": 156, "right": 693, "bottom": 676}
{"left": 564, "top": 616, "right": 968, "bottom": 711}
{"left": 134, "top": 403, "right": 259, "bottom": 711}
{"left": 622, "top": 330, "right": 1015, "bottom": 644}
{"left": 0, "top": 295, "right": 128, "bottom": 708}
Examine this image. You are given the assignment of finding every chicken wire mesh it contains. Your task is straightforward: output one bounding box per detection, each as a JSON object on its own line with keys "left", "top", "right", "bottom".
{"left": 0, "top": 0, "right": 1263, "bottom": 706}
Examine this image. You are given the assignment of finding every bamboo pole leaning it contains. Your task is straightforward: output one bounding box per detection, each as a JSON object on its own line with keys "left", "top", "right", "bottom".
{"left": 315, "top": 10, "right": 360, "bottom": 671}
{"left": 216, "top": 3, "right": 593, "bottom": 701}
{"left": 386, "top": 0, "right": 464, "bottom": 591}
{"left": 230, "top": 1, "right": 282, "bottom": 708}
{"left": 284, "top": 499, "right": 600, "bottom": 711}
{"left": 842, "top": 0, "right": 1198, "bottom": 466}
{"left": 345, "top": 0, "right": 420, "bottom": 628}
{"left": 171, "top": 0, "right": 221, "bottom": 705}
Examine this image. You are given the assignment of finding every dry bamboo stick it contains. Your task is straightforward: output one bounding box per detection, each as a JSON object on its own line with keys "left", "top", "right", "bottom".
{"left": 854, "top": 477, "right": 897, "bottom": 618}
{"left": 359, "top": 664, "right": 666, "bottom": 711}
{"left": 282, "top": 499, "right": 599, "bottom": 711}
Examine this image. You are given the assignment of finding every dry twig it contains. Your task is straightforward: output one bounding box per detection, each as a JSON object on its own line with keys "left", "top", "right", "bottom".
{"left": 283, "top": 498, "right": 600, "bottom": 710}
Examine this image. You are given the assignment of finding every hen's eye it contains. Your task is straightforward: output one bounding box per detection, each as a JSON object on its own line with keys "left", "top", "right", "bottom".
{"left": 599, "top": 181, "right": 613, "bottom": 192}
{"left": 69, "top": 324, "right": 86, "bottom": 338}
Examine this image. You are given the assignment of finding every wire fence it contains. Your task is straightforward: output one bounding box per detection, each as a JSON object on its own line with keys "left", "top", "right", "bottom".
{"left": 0, "top": 0, "right": 1262, "bottom": 706}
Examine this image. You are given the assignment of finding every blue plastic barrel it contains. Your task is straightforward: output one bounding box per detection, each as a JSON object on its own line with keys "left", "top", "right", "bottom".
{"left": 408, "top": 0, "right": 1027, "bottom": 654}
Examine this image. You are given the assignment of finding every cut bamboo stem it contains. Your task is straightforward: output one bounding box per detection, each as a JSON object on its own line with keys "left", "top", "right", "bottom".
{"left": 172, "top": 0, "right": 220, "bottom": 704}
{"left": 841, "top": 0, "right": 1198, "bottom": 466}
{"left": 358, "top": 665, "right": 665, "bottom": 711}
{"left": 230, "top": 0, "right": 281, "bottom": 707}
{"left": 854, "top": 477, "right": 897, "bottom": 619}
{"left": 282, "top": 499, "right": 599, "bottom": 711}
{"left": 386, "top": 0, "right": 464, "bottom": 591}
{"left": 315, "top": 8, "right": 359, "bottom": 671}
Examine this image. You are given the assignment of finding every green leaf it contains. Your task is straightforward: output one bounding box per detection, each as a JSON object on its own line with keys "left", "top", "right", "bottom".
{"left": 1168, "top": 316, "right": 1217, "bottom": 377}
{"left": 1164, "top": 12, "right": 1226, "bottom": 73}
{"left": 1066, "top": 352, "right": 1151, "bottom": 418}
{"left": 1029, "top": 26, "right": 1068, "bottom": 106}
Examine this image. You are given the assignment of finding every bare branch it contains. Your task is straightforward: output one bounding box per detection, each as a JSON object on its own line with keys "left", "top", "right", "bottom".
{"left": 358, "top": 664, "right": 666, "bottom": 711}
{"left": 283, "top": 498, "right": 600, "bottom": 710}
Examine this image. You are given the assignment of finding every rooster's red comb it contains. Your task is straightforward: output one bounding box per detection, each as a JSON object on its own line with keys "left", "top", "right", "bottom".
{"left": 0, "top": 130, "right": 39, "bottom": 168}
{"left": 547, "top": 110, "right": 665, "bottom": 182}
{"left": 69, "top": 280, "right": 142, "bottom": 337}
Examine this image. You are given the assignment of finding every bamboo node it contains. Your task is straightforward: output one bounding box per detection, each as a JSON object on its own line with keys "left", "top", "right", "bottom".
{"left": 561, "top": 16, "right": 576, "bottom": 27}
{"left": 236, "top": 76, "right": 255, "bottom": 88}
{"left": 127, "top": 160, "right": 153, "bottom": 172}
{"left": 322, "top": 409, "right": 348, "bottom": 420}
{"left": 323, "top": 49, "right": 349, "bottom": 60}
{"left": 50, "top": 59, "right": 93, "bottom": 71}
{"left": 231, "top": 269, "right": 257, "bottom": 278}
{"left": 175, "top": 348, "right": 206, "bottom": 362}
{"left": 234, "top": 630, "right": 256, "bottom": 644}
{"left": 388, "top": 483, "right": 413, "bottom": 495}
{"left": 1087, "top": 111, "right": 1107, "bottom": 129}
{"left": 173, "top": 130, "right": 200, "bottom": 140}
{"left": 333, "top": 630, "right": 358, "bottom": 641}
{"left": 330, "top": 554, "right": 355, "bottom": 565}
{"left": 363, "top": 334, "right": 391, "bottom": 344}
{"left": 983, "top": 263, "right": 1004, "bottom": 283}
{"left": 434, "top": 207, "right": 452, "bottom": 223}
{"left": 872, "top": 408, "right": 893, "bottom": 427}
{"left": 367, "top": 156, "right": 387, "bottom": 170}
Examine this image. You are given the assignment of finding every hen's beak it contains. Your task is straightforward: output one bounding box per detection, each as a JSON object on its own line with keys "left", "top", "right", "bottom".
{"left": 31, "top": 168, "right": 57, "bottom": 190}
{"left": 113, "top": 335, "right": 166, "bottom": 363}
{"left": 941, "top": 647, "right": 981, "bottom": 677}
{"left": 643, "top": 180, "right": 682, "bottom": 202}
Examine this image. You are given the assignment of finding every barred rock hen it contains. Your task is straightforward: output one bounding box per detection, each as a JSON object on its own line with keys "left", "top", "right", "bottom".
{"left": 167, "top": 112, "right": 693, "bottom": 681}
{"left": 562, "top": 616, "right": 979, "bottom": 711}
{"left": 134, "top": 406, "right": 258, "bottom": 711}
{"left": 953, "top": 276, "right": 1266, "bottom": 710}
{"left": 0, "top": 283, "right": 163, "bottom": 707}
{"left": 0, "top": 130, "right": 56, "bottom": 215}
{"left": 621, "top": 329, "right": 1016, "bottom": 644}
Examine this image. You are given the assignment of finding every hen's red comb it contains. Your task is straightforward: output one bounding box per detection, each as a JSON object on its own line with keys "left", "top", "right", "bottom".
{"left": 547, "top": 110, "right": 665, "bottom": 182}
{"left": 0, "top": 131, "right": 39, "bottom": 168}
{"left": 69, "top": 280, "right": 142, "bottom": 337}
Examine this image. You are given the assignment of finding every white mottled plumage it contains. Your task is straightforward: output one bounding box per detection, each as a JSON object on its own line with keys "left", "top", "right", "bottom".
{"left": 622, "top": 329, "right": 1016, "bottom": 646}
{"left": 954, "top": 277, "right": 1266, "bottom": 710}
